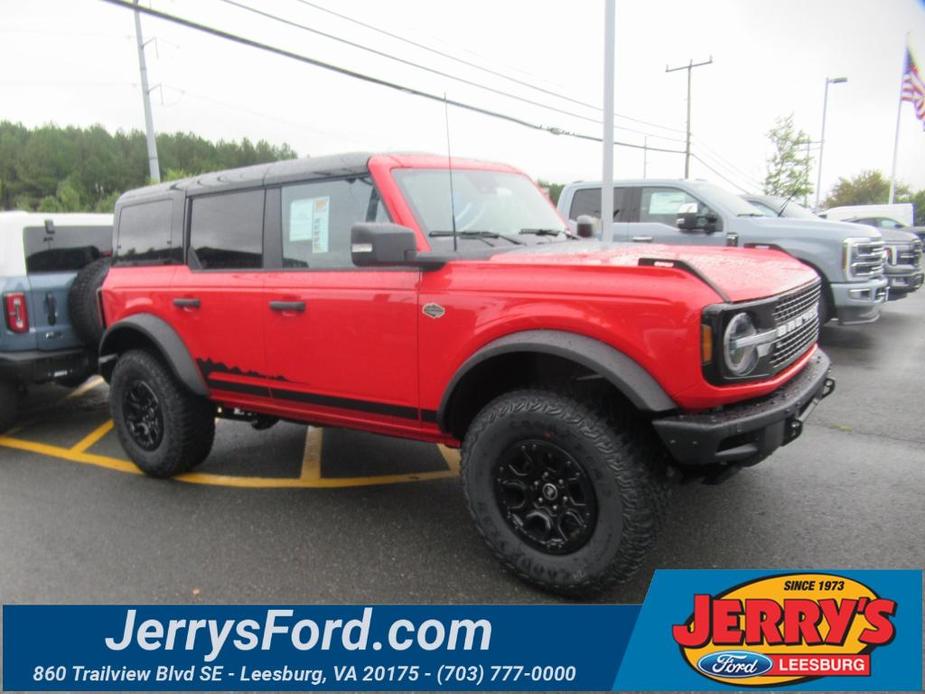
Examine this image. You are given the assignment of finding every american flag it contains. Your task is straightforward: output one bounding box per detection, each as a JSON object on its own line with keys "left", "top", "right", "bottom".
{"left": 901, "top": 48, "right": 925, "bottom": 129}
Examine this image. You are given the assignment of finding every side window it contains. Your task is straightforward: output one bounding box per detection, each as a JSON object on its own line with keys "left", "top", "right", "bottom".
{"left": 115, "top": 200, "right": 176, "bottom": 265}
{"left": 568, "top": 187, "right": 625, "bottom": 221}
{"left": 24, "top": 226, "right": 113, "bottom": 273}
{"left": 280, "top": 177, "right": 385, "bottom": 269}
{"left": 639, "top": 187, "right": 712, "bottom": 226}
{"left": 189, "top": 189, "right": 265, "bottom": 270}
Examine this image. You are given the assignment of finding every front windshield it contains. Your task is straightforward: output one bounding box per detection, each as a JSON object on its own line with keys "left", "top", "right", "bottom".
{"left": 393, "top": 168, "right": 568, "bottom": 248}
{"left": 688, "top": 181, "right": 769, "bottom": 217}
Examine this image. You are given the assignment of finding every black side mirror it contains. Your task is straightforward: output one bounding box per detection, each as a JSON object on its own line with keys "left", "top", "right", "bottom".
{"left": 676, "top": 211, "right": 700, "bottom": 231}
{"left": 351, "top": 223, "right": 420, "bottom": 267}
{"left": 575, "top": 214, "right": 596, "bottom": 239}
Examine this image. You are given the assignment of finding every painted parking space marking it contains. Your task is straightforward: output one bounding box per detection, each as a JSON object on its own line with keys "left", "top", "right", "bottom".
{"left": 0, "top": 421, "right": 460, "bottom": 489}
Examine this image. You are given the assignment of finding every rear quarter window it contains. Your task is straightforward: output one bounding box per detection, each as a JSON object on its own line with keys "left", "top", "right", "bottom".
{"left": 23, "top": 225, "right": 113, "bottom": 274}
{"left": 114, "top": 200, "right": 179, "bottom": 265}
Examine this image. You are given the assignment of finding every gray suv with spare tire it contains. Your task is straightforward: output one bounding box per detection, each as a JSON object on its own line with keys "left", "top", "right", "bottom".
{"left": 0, "top": 211, "right": 113, "bottom": 431}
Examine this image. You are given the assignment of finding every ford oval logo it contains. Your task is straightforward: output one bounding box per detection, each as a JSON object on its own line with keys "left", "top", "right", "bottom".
{"left": 696, "top": 650, "right": 774, "bottom": 678}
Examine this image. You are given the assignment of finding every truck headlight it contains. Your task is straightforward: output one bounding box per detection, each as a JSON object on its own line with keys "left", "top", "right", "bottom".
{"left": 723, "top": 312, "right": 759, "bottom": 376}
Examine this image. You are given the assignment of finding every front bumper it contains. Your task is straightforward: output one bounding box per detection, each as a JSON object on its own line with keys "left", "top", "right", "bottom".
{"left": 885, "top": 268, "right": 924, "bottom": 297}
{"left": 0, "top": 348, "right": 95, "bottom": 385}
{"left": 830, "top": 277, "right": 888, "bottom": 325}
{"left": 653, "top": 350, "right": 834, "bottom": 467}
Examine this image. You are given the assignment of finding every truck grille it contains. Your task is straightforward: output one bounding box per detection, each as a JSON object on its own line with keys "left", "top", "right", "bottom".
{"left": 895, "top": 241, "right": 923, "bottom": 268}
{"left": 770, "top": 282, "right": 821, "bottom": 371}
{"left": 848, "top": 240, "right": 885, "bottom": 279}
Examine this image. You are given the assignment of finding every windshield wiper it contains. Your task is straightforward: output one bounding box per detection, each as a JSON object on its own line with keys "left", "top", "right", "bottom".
{"left": 737, "top": 212, "right": 765, "bottom": 217}
{"left": 428, "top": 230, "right": 524, "bottom": 245}
{"left": 518, "top": 227, "right": 577, "bottom": 239}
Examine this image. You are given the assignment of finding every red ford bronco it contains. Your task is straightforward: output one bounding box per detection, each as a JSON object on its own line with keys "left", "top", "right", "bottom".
{"left": 99, "top": 153, "right": 834, "bottom": 594}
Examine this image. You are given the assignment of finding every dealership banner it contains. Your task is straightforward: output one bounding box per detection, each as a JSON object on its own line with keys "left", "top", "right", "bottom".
{"left": 3, "top": 570, "right": 920, "bottom": 691}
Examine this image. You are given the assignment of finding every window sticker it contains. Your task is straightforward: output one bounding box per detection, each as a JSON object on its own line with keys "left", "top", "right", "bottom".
{"left": 647, "top": 191, "right": 689, "bottom": 215}
{"left": 290, "top": 196, "right": 330, "bottom": 252}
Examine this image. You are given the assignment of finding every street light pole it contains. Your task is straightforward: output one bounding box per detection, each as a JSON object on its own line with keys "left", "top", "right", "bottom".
{"left": 601, "top": 0, "right": 615, "bottom": 242}
{"left": 814, "top": 76, "right": 847, "bottom": 210}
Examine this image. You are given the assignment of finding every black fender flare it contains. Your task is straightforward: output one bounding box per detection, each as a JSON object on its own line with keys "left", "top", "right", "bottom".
{"left": 99, "top": 313, "right": 208, "bottom": 396}
{"left": 436, "top": 330, "right": 677, "bottom": 431}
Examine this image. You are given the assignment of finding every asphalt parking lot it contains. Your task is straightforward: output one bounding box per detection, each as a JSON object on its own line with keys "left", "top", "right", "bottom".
{"left": 1, "top": 292, "right": 923, "bottom": 606}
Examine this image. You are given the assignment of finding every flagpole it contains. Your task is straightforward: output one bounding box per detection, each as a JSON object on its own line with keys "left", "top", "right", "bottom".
{"left": 888, "top": 35, "right": 910, "bottom": 204}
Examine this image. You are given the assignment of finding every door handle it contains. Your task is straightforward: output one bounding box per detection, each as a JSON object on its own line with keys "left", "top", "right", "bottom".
{"left": 269, "top": 300, "right": 306, "bottom": 313}
{"left": 173, "top": 298, "right": 200, "bottom": 309}
{"left": 632, "top": 235, "right": 654, "bottom": 243}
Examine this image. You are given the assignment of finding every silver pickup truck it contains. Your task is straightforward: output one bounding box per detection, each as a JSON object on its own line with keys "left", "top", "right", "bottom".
{"left": 557, "top": 180, "right": 887, "bottom": 325}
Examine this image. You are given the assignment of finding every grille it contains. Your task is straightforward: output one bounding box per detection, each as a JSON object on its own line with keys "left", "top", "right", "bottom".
{"left": 770, "top": 282, "right": 821, "bottom": 370}
{"left": 895, "top": 241, "right": 922, "bottom": 268}
{"left": 849, "top": 240, "right": 885, "bottom": 279}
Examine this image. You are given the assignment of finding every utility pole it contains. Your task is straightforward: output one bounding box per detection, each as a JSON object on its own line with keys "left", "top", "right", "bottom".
{"left": 666, "top": 57, "right": 712, "bottom": 178}
{"left": 814, "top": 76, "right": 847, "bottom": 209}
{"left": 134, "top": 0, "right": 161, "bottom": 183}
{"left": 643, "top": 136, "right": 648, "bottom": 178}
{"left": 601, "top": 0, "right": 615, "bottom": 242}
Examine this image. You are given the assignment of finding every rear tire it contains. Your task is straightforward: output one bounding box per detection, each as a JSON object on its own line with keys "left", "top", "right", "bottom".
{"left": 68, "top": 257, "right": 111, "bottom": 347}
{"left": 0, "top": 380, "right": 20, "bottom": 433}
{"left": 110, "top": 349, "right": 215, "bottom": 478}
{"left": 460, "top": 389, "right": 671, "bottom": 595}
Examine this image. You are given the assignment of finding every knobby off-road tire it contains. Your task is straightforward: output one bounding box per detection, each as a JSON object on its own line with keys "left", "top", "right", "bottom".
{"left": 110, "top": 349, "right": 215, "bottom": 478}
{"left": 68, "top": 257, "right": 111, "bottom": 347}
{"left": 461, "top": 389, "right": 671, "bottom": 595}
{"left": 0, "top": 380, "right": 20, "bottom": 433}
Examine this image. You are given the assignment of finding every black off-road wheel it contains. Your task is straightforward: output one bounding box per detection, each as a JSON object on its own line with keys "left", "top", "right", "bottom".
{"left": 110, "top": 349, "right": 215, "bottom": 478}
{"left": 68, "top": 257, "right": 111, "bottom": 347}
{"left": 461, "top": 389, "right": 671, "bottom": 595}
{"left": 0, "top": 380, "right": 20, "bottom": 433}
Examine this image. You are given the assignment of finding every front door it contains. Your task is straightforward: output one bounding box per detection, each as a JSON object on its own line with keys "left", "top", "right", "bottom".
{"left": 263, "top": 176, "right": 421, "bottom": 432}
{"left": 630, "top": 186, "right": 726, "bottom": 245}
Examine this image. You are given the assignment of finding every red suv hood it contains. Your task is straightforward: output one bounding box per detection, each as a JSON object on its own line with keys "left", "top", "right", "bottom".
{"left": 485, "top": 241, "right": 818, "bottom": 303}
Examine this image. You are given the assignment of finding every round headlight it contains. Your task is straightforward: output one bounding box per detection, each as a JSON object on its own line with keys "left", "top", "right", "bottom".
{"left": 723, "top": 312, "right": 759, "bottom": 376}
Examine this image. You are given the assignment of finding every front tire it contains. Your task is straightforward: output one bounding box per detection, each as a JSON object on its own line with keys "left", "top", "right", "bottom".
{"left": 461, "top": 389, "right": 671, "bottom": 595}
{"left": 110, "top": 349, "right": 215, "bottom": 478}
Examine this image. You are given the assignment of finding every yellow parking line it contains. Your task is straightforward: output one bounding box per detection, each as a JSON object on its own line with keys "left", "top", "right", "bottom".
{"left": 0, "top": 429, "right": 462, "bottom": 489}
{"left": 64, "top": 376, "right": 104, "bottom": 400}
{"left": 70, "top": 420, "right": 115, "bottom": 453}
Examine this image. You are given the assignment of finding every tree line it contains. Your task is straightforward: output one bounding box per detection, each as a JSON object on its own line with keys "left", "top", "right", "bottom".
{"left": 0, "top": 121, "right": 297, "bottom": 213}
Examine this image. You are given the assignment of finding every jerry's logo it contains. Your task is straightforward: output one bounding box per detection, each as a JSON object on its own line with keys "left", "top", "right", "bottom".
{"left": 672, "top": 573, "right": 897, "bottom": 686}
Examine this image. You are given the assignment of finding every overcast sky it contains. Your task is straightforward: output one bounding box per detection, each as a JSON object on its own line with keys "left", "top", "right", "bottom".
{"left": 2, "top": 0, "right": 924, "bottom": 199}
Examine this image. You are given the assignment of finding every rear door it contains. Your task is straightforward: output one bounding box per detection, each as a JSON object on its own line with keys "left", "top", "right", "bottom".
{"left": 169, "top": 189, "right": 271, "bottom": 402}
{"left": 22, "top": 223, "right": 112, "bottom": 350}
{"left": 566, "top": 186, "right": 632, "bottom": 238}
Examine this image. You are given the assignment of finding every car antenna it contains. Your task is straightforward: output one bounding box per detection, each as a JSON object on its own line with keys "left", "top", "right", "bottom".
{"left": 444, "top": 92, "right": 458, "bottom": 252}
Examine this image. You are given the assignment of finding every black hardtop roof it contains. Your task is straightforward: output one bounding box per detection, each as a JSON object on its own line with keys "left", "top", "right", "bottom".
{"left": 118, "top": 151, "right": 377, "bottom": 203}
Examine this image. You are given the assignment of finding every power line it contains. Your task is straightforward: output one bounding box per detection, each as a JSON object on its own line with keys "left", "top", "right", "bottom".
{"left": 692, "top": 145, "right": 764, "bottom": 190}
{"left": 286, "top": 0, "right": 689, "bottom": 139}
{"left": 100, "top": 0, "right": 687, "bottom": 155}
{"left": 217, "top": 0, "right": 687, "bottom": 145}
{"left": 691, "top": 154, "right": 754, "bottom": 193}
{"left": 691, "top": 135, "right": 763, "bottom": 187}
{"left": 216, "top": 0, "right": 602, "bottom": 127}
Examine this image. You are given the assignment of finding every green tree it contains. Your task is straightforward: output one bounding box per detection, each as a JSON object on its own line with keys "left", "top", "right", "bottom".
{"left": 823, "top": 170, "right": 911, "bottom": 208}
{"left": 910, "top": 190, "right": 925, "bottom": 226}
{"left": 764, "top": 114, "right": 813, "bottom": 199}
{"left": 537, "top": 179, "right": 565, "bottom": 205}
